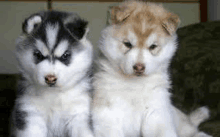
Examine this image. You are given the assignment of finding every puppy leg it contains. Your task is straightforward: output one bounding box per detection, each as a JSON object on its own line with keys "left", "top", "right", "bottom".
{"left": 173, "top": 106, "right": 212, "bottom": 137}
{"left": 141, "top": 90, "right": 178, "bottom": 137}
{"left": 189, "top": 106, "right": 210, "bottom": 127}
{"left": 194, "top": 132, "right": 213, "bottom": 137}
{"left": 12, "top": 104, "right": 47, "bottom": 137}
{"left": 92, "top": 109, "right": 125, "bottom": 137}
{"left": 141, "top": 108, "right": 178, "bottom": 137}
{"left": 67, "top": 113, "right": 94, "bottom": 137}
{"left": 190, "top": 107, "right": 213, "bottom": 137}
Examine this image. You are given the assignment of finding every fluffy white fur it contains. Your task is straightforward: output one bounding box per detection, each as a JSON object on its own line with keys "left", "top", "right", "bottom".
{"left": 12, "top": 12, "right": 94, "bottom": 137}
{"left": 14, "top": 40, "right": 93, "bottom": 137}
{"left": 92, "top": 21, "right": 212, "bottom": 137}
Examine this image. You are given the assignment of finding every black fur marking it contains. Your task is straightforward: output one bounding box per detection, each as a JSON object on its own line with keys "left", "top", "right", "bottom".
{"left": 65, "top": 19, "right": 88, "bottom": 40}
{"left": 34, "top": 11, "right": 83, "bottom": 50}
{"left": 33, "top": 24, "right": 48, "bottom": 46}
{"left": 22, "top": 19, "right": 28, "bottom": 33}
{"left": 22, "top": 11, "right": 89, "bottom": 66}
{"left": 44, "top": 11, "right": 69, "bottom": 24}
{"left": 53, "top": 25, "right": 77, "bottom": 51}
{"left": 41, "top": 11, "right": 80, "bottom": 49}
{"left": 23, "top": 11, "right": 88, "bottom": 46}
{"left": 29, "top": 11, "right": 66, "bottom": 47}
{"left": 14, "top": 104, "right": 27, "bottom": 130}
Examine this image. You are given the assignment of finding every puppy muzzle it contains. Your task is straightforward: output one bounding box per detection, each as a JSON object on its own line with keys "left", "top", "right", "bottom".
{"left": 133, "top": 63, "right": 145, "bottom": 76}
{"left": 45, "top": 75, "right": 57, "bottom": 86}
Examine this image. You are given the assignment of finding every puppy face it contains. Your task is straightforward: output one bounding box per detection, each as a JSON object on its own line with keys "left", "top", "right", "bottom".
{"left": 16, "top": 11, "right": 93, "bottom": 88}
{"left": 100, "top": 1, "right": 180, "bottom": 77}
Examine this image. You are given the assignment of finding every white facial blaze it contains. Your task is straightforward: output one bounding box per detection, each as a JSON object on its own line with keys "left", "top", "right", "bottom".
{"left": 128, "top": 30, "right": 137, "bottom": 46}
{"left": 46, "top": 24, "right": 59, "bottom": 50}
{"left": 36, "top": 40, "right": 49, "bottom": 56}
{"left": 142, "top": 19, "right": 146, "bottom": 33}
{"left": 35, "top": 59, "right": 53, "bottom": 86}
{"left": 142, "top": 49, "right": 156, "bottom": 75}
{"left": 146, "top": 33, "right": 157, "bottom": 47}
{"left": 54, "top": 40, "right": 69, "bottom": 57}
{"left": 123, "top": 48, "right": 139, "bottom": 74}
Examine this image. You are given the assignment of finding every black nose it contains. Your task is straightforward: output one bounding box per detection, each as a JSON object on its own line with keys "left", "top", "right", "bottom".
{"left": 45, "top": 75, "right": 57, "bottom": 86}
{"left": 133, "top": 63, "right": 145, "bottom": 75}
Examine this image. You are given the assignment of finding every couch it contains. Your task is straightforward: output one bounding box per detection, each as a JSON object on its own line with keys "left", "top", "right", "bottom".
{"left": 171, "top": 21, "right": 220, "bottom": 136}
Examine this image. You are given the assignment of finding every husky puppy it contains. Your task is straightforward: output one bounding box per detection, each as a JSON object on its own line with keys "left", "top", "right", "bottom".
{"left": 92, "top": 1, "right": 212, "bottom": 137}
{"left": 11, "top": 11, "right": 94, "bottom": 137}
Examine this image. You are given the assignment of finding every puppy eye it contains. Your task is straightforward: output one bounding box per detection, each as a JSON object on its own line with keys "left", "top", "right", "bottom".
{"left": 123, "top": 41, "right": 133, "bottom": 49}
{"left": 149, "top": 44, "right": 157, "bottom": 50}
{"left": 60, "top": 51, "right": 71, "bottom": 61}
{"left": 33, "top": 50, "right": 44, "bottom": 61}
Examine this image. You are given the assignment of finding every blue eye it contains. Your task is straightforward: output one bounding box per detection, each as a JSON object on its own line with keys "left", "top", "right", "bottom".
{"left": 61, "top": 51, "right": 71, "bottom": 61}
{"left": 33, "top": 50, "right": 44, "bottom": 62}
{"left": 59, "top": 51, "right": 72, "bottom": 65}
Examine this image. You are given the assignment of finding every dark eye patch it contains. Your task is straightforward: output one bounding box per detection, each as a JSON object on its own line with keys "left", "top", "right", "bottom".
{"left": 33, "top": 50, "right": 46, "bottom": 64}
{"left": 59, "top": 50, "right": 71, "bottom": 66}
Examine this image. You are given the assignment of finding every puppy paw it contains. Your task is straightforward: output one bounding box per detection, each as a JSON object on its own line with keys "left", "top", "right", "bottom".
{"left": 189, "top": 106, "right": 210, "bottom": 127}
{"left": 194, "top": 132, "right": 212, "bottom": 137}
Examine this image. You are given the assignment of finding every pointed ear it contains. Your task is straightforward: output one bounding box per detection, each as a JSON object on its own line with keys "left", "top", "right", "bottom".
{"left": 81, "top": 27, "right": 89, "bottom": 40}
{"left": 65, "top": 18, "right": 88, "bottom": 40}
{"left": 22, "top": 14, "right": 42, "bottom": 34}
{"left": 110, "top": 4, "right": 135, "bottom": 24}
{"left": 162, "top": 13, "right": 180, "bottom": 35}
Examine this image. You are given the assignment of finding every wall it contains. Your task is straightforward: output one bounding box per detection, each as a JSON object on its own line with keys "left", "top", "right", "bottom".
{"left": 208, "top": 0, "right": 220, "bottom": 21}
{"left": 0, "top": 1, "right": 199, "bottom": 74}
{"left": 0, "top": 2, "right": 47, "bottom": 74}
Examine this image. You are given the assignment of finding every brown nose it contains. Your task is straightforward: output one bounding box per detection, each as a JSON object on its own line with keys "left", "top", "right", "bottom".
{"left": 45, "top": 75, "right": 57, "bottom": 85}
{"left": 133, "top": 63, "right": 145, "bottom": 75}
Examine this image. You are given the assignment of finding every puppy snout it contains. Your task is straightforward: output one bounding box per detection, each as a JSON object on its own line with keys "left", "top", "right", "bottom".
{"left": 133, "top": 63, "right": 145, "bottom": 75}
{"left": 45, "top": 75, "right": 57, "bottom": 85}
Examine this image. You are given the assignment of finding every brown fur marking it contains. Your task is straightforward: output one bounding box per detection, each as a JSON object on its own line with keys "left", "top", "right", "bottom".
{"left": 110, "top": 1, "right": 180, "bottom": 48}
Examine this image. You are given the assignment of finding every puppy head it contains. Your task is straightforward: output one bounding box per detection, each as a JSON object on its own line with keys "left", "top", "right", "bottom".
{"left": 16, "top": 11, "right": 93, "bottom": 88}
{"left": 100, "top": 1, "right": 180, "bottom": 77}
{"left": 110, "top": 1, "right": 180, "bottom": 35}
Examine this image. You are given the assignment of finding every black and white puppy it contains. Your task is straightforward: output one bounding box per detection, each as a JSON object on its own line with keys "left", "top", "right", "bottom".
{"left": 11, "top": 11, "right": 94, "bottom": 137}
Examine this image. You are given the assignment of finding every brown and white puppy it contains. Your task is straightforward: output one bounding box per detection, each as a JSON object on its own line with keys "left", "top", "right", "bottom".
{"left": 92, "top": 1, "right": 212, "bottom": 137}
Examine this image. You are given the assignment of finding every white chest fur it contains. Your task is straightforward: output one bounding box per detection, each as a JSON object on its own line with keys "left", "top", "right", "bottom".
{"left": 93, "top": 71, "right": 172, "bottom": 137}
{"left": 17, "top": 81, "right": 92, "bottom": 137}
